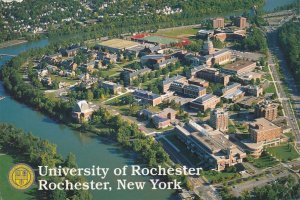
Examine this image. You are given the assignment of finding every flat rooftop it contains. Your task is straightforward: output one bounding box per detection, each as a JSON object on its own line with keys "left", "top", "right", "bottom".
{"left": 223, "top": 60, "right": 256, "bottom": 71}
{"left": 250, "top": 118, "right": 280, "bottom": 131}
{"left": 191, "top": 131, "right": 233, "bottom": 153}
{"left": 99, "top": 39, "right": 140, "bottom": 50}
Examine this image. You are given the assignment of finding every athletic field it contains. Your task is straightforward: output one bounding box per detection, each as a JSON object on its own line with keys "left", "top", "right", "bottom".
{"left": 143, "top": 35, "right": 180, "bottom": 45}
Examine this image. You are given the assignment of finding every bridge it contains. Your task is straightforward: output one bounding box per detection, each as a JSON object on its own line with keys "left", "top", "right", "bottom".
{"left": 0, "top": 54, "right": 17, "bottom": 57}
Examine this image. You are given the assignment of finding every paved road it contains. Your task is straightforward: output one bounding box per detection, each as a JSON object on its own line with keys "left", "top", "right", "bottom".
{"left": 231, "top": 170, "right": 290, "bottom": 196}
{"left": 266, "top": 29, "right": 300, "bottom": 149}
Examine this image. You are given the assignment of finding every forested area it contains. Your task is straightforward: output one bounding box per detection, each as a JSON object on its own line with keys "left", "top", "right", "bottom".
{"left": 221, "top": 175, "right": 300, "bottom": 200}
{"left": 241, "top": 27, "right": 268, "bottom": 54}
{"left": 0, "top": 124, "right": 92, "bottom": 200}
{"left": 278, "top": 21, "right": 300, "bottom": 79}
{"left": 0, "top": 0, "right": 264, "bottom": 42}
{"left": 48, "top": 0, "right": 264, "bottom": 39}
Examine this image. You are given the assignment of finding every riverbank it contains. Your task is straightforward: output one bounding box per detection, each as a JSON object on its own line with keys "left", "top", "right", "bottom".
{"left": 0, "top": 40, "right": 28, "bottom": 49}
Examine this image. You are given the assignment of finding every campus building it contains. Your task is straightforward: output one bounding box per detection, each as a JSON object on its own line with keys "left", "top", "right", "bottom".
{"left": 221, "top": 60, "right": 256, "bottom": 75}
{"left": 236, "top": 17, "right": 247, "bottom": 29}
{"left": 133, "top": 90, "right": 162, "bottom": 106}
{"left": 72, "top": 100, "right": 94, "bottom": 122}
{"left": 140, "top": 54, "right": 178, "bottom": 70}
{"left": 161, "top": 75, "right": 187, "bottom": 93}
{"left": 210, "top": 109, "right": 229, "bottom": 132}
{"left": 99, "top": 81, "right": 123, "bottom": 94}
{"left": 213, "top": 18, "right": 225, "bottom": 29}
{"left": 194, "top": 68, "right": 230, "bottom": 86}
{"left": 255, "top": 101, "right": 279, "bottom": 121}
{"left": 121, "top": 68, "right": 151, "bottom": 86}
{"left": 249, "top": 118, "right": 283, "bottom": 144}
{"left": 219, "top": 82, "right": 245, "bottom": 102}
{"left": 190, "top": 94, "right": 221, "bottom": 111}
{"left": 175, "top": 120, "right": 246, "bottom": 171}
{"left": 139, "top": 108, "right": 177, "bottom": 129}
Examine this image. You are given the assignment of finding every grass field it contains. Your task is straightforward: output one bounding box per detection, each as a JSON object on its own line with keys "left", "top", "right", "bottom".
{"left": 144, "top": 35, "right": 179, "bottom": 45}
{"left": 265, "top": 83, "right": 276, "bottom": 94}
{"left": 0, "top": 154, "right": 35, "bottom": 200}
{"left": 267, "top": 143, "right": 299, "bottom": 162}
{"left": 251, "top": 153, "right": 279, "bottom": 168}
{"left": 264, "top": 73, "right": 272, "bottom": 81}
{"left": 156, "top": 27, "right": 198, "bottom": 38}
{"left": 50, "top": 75, "right": 78, "bottom": 85}
{"left": 99, "top": 67, "right": 121, "bottom": 77}
{"left": 202, "top": 170, "right": 240, "bottom": 184}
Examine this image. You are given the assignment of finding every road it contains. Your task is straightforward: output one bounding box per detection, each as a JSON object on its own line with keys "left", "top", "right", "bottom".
{"left": 265, "top": 26, "right": 300, "bottom": 149}
{"left": 231, "top": 169, "right": 290, "bottom": 196}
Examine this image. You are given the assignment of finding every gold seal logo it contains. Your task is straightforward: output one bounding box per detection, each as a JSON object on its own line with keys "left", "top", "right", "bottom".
{"left": 8, "top": 163, "right": 35, "bottom": 190}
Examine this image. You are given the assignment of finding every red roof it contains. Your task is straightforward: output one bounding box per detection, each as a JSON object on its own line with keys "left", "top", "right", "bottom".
{"left": 131, "top": 33, "right": 150, "bottom": 39}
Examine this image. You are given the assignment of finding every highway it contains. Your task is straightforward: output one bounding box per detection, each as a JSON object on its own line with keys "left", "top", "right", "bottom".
{"left": 264, "top": 15, "right": 300, "bottom": 149}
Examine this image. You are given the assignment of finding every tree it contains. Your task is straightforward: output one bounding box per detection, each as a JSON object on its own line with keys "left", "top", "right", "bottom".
{"left": 86, "top": 90, "right": 94, "bottom": 101}
{"left": 64, "top": 153, "right": 78, "bottom": 168}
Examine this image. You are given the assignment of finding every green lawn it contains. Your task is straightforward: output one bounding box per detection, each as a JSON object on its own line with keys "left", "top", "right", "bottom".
{"left": 267, "top": 143, "right": 299, "bottom": 162}
{"left": 0, "top": 154, "right": 36, "bottom": 200}
{"left": 265, "top": 83, "right": 276, "bottom": 94}
{"left": 99, "top": 67, "right": 121, "bottom": 77}
{"left": 247, "top": 153, "right": 279, "bottom": 168}
{"left": 202, "top": 170, "right": 240, "bottom": 184}
{"left": 264, "top": 73, "right": 272, "bottom": 81}
{"left": 45, "top": 92, "right": 59, "bottom": 102}
{"left": 284, "top": 132, "right": 295, "bottom": 142}
{"left": 156, "top": 27, "right": 198, "bottom": 38}
{"left": 104, "top": 93, "right": 131, "bottom": 105}
{"left": 169, "top": 66, "right": 184, "bottom": 76}
{"left": 50, "top": 75, "right": 78, "bottom": 85}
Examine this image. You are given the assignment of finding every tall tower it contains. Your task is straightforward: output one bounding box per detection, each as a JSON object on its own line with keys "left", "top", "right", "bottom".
{"left": 237, "top": 17, "right": 247, "bottom": 29}
{"left": 213, "top": 18, "right": 225, "bottom": 29}
{"left": 255, "top": 101, "right": 278, "bottom": 121}
{"left": 210, "top": 108, "right": 229, "bottom": 132}
{"left": 202, "top": 37, "right": 214, "bottom": 55}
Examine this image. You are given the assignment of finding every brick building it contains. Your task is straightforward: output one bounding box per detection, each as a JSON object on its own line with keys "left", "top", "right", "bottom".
{"left": 213, "top": 18, "right": 225, "bottom": 29}
{"left": 255, "top": 102, "right": 279, "bottom": 121}
{"left": 221, "top": 60, "right": 256, "bottom": 75}
{"left": 121, "top": 68, "right": 151, "bottom": 86}
{"left": 249, "top": 118, "right": 282, "bottom": 144}
{"left": 210, "top": 109, "right": 229, "bottom": 132}
{"left": 169, "top": 81, "right": 206, "bottom": 98}
{"left": 175, "top": 120, "right": 246, "bottom": 171}
{"left": 139, "top": 108, "right": 177, "bottom": 129}
{"left": 196, "top": 68, "right": 230, "bottom": 86}
{"left": 236, "top": 17, "right": 247, "bottom": 29}
{"left": 190, "top": 94, "right": 221, "bottom": 111}
{"left": 161, "top": 75, "right": 186, "bottom": 93}
{"left": 133, "top": 90, "right": 162, "bottom": 106}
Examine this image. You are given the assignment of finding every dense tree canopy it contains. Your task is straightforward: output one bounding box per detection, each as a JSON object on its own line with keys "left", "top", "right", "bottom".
{"left": 242, "top": 27, "right": 267, "bottom": 54}
{"left": 278, "top": 21, "right": 300, "bottom": 79}
{"left": 0, "top": 0, "right": 264, "bottom": 42}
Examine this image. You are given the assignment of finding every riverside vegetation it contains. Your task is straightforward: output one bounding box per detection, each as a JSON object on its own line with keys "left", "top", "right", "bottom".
{"left": 0, "top": 123, "right": 92, "bottom": 200}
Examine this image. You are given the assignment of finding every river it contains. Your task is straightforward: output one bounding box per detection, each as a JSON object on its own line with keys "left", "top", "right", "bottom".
{"left": 0, "top": 0, "right": 295, "bottom": 200}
